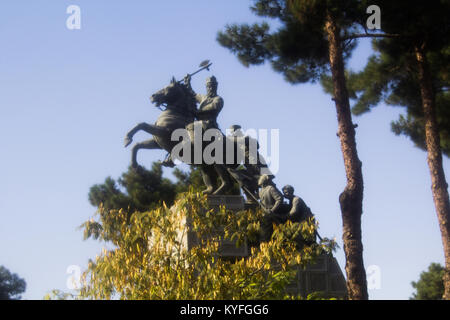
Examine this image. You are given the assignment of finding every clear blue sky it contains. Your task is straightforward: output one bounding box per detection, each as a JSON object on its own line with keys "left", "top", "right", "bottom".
{"left": 0, "top": 1, "right": 447, "bottom": 300}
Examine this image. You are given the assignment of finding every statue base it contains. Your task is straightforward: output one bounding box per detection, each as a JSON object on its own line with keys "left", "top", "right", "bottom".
{"left": 186, "top": 195, "right": 249, "bottom": 258}
{"left": 184, "top": 195, "right": 347, "bottom": 298}
{"left": 286, "top": 254, "right": 347, "bottom": 298}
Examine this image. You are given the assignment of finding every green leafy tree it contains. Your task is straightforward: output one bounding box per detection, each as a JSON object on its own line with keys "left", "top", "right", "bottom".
{"left": 66, "top": 164, "right": 337, "bottom": 300}
{"left": 78, "top": 191, "right": 336, "bottom": 299}
{"left": 0, "top": 266, "right": 26, "bottom": 300}
{"left": 217, "top": 0, "right": 397, "bottom": 299}
{"left": 333, "top": 1, "right": 450, "bottom": 299}
{"left": 411, "top": 263, "right": 445, "bottom": 300}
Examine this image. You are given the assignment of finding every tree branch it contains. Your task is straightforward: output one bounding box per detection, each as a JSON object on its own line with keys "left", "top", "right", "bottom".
{"left": 343, "top": 33, "right": 403, "bottom": 40}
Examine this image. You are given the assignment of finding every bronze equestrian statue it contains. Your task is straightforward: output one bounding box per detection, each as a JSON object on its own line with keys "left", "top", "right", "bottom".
{"left": 124, "top": 66, "right": 234, "bottom": 195}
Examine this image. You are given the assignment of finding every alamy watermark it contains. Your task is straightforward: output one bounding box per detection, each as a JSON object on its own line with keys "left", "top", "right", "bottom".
{"left": 66, "top": 264, "right": 81, "bottom": 290}
{"left": 66, "top": 5, "right": 81, "bottom": 30}
{"left": 367, "top": 265, "right": 381, "bottom": 290}
{"left": 366, "top": 5, "right": 381, "bottom": 30}
{"left": 169, "top": 124, "right": 280, "bottom": 175}
{"left": 65, "top": 5, "right": 380, "bottom": 31}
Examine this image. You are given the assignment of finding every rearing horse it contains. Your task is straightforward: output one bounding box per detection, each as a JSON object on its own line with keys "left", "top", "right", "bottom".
{"left": 124, "top": 78, "right": 233, "bottom": 195}
{"left": 124, "top": 77, "right": 196, "bottom": 168}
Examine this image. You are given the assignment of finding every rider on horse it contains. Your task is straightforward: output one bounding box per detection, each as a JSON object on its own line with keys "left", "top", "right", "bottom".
{"left": 161, "top": 74, "right": 224, "bottom": 167}
{"left": 186, "top": 74, "right": 223, "bottom": 130}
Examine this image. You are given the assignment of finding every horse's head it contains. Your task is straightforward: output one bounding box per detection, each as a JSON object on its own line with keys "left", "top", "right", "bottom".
{"left": 150, "top": 77, "right": 185, "bottom": 108}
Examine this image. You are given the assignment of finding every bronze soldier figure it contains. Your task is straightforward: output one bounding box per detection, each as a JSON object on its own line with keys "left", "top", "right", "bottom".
{"left": 185, "top": 74, "right": 223, "bottom": 130}
{"left": 159, "top": 74, "right": 223, "bottom": 168}
{"left": 182, "top": 74, "right": 231, "bottom": 194}
{"left": 258, "top": 174, "right": 287, "bottom": 241}
{"left": 282, "top": 184, "right": 317, "bottom": 245}
{"left": 226, "top": 125, "right": 274, "bottom": 204}
{"left": 282, "top": 185, "right": 314, "bottom": 223}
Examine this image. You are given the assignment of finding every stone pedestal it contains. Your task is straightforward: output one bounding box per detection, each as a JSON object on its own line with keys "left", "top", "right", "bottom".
{"left": 285, "top": 254, "right": 347, "bottom": 298}
{"left": 184, "top": 195, "right": 347, "bottom": 298}
{"left": 207, "top": 195, "right": 245, "bottom": 210}
{"left": 186, "top": 195, "right": 249, "bottom": 258}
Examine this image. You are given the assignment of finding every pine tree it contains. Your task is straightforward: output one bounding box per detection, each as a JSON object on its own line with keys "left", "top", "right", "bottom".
{"left": 411, "top": 263, "right": 445, "bottom": 300}
{"left": 85, "top": 163, "right": 203, "bottom": 242}
{"left": 338, "top": 0, "right": 450, "bottom": 299}
{"left": 217, "top": 0, "right": 390, "bottom": 299}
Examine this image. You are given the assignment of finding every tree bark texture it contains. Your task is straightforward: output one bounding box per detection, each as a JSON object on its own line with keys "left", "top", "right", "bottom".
{"left": 325, "top": 13, "right": 368, "bottom": 300}
{"left": 415, "top": 46, "right": 450, "bottom": 300}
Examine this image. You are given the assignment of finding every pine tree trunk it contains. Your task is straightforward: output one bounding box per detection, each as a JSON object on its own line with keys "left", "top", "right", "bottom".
{"left": 415, "top": 46, "right": 450, "bottom": 300}
{"left": 325, "top": 13, "right": 368, "bottom": 300}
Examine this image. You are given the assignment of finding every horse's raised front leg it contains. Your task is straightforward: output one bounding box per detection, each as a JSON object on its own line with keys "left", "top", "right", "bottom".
{"left": 212, "top": 164, "right": 232, "bottom": 195}
{"left": 200, "top": 166, "right": 215, "bottom": 195}
{"left": 124, "top": 122, "right": 169, "bottom": 147}
{"left": 131, "top": 138, "right": 161, "bottom": 168}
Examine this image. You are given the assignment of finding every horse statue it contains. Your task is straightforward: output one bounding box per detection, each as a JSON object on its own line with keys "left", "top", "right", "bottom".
{"left": 124, "top": 77, "right": 235, "bottom": 195}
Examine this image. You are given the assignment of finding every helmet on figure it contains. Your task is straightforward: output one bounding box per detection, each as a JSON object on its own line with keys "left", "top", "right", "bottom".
{"left": 229, "top": 124, "right": 243, "bottom": 137}
{"left": 206, "top": 76, "right": 218, "bottom": 85}
{"left": 258, "top": 174, "right": 272, "bottom": 187}
{"left": 282, "top": 185, "right": 294, "bottom": 194}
